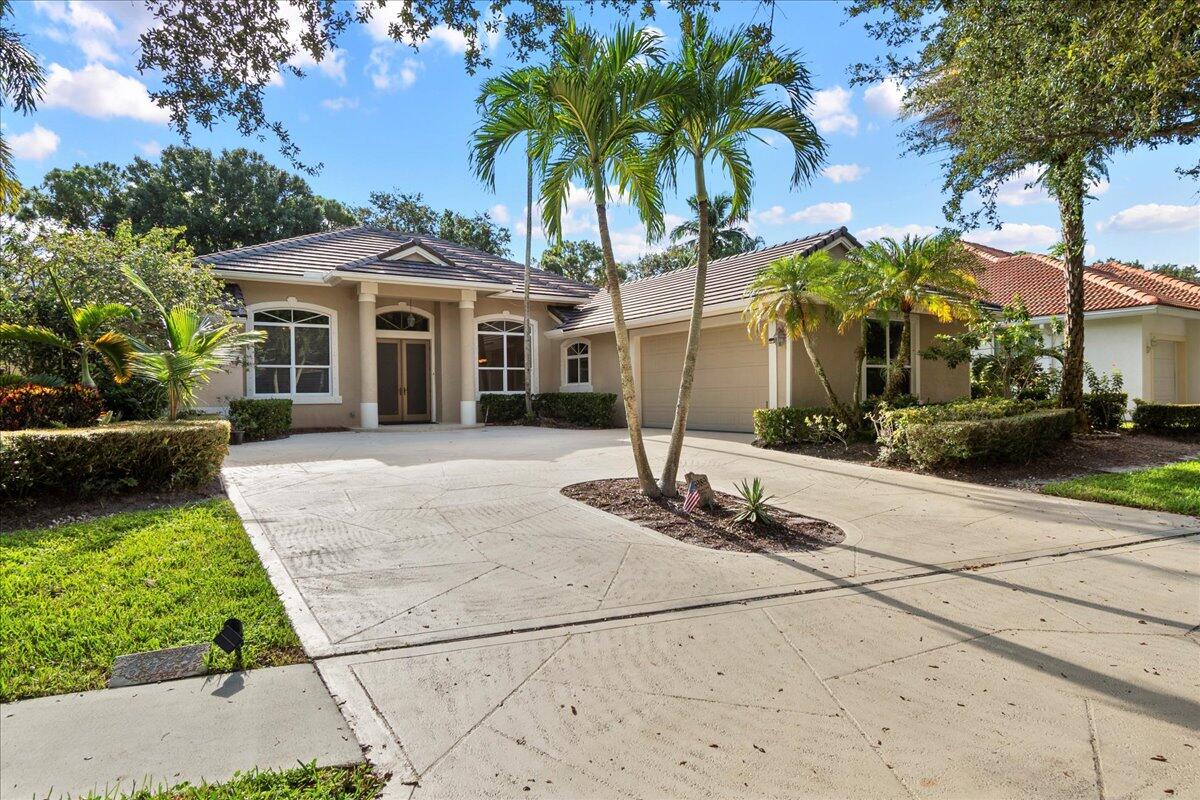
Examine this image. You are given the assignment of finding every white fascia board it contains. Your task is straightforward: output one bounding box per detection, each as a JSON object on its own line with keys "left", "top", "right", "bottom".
{"left": 545, "top": 299, "right": 748, "bottom": 338}
{"left": 325, "top": 272, "right": 513, "bottom": 292}
{"left": 1028, "top": 306, "right": 1155, "bottom": 324}
{"left": 209, "top": 268, "right": 326, "bottom": 285}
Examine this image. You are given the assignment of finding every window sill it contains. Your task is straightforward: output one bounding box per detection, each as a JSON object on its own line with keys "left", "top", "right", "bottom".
{"left": 559, "top": 383, "right": 594, "bottom": 393}
{"left": 249, "top": 394, "right": 343, "bottom": 405}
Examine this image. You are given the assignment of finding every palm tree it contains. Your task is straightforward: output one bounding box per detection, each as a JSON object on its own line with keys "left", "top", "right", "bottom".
{"left": 652, "top": 12, "right": 826, "bottom": 496}
{"left": 531, "top": 18, "right": 682, "bottom": 498}
{"left": 472, "top": 66, "right": 551, "bottom": 417}
{"left": 744, "top": 251, "right": 857, "bottom": 426}
{"left": 0, "top": 266, "right": 134, "bottom": 388}
{"left": 123, "top": 267, "right": 264, "bottom": 421}
{"left": 846, "top": 234, "right": 981, "bottom": 401}
{"left": 670, "top": 193, "right": 762, "bottom": 259}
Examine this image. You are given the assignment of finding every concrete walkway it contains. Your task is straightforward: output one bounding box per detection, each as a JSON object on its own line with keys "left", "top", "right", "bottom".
{"left": 0, "top": 664, "right": 362, "bottom": 800}
{"left": 220, "top": 427, "right": 1200, "bottom": 798}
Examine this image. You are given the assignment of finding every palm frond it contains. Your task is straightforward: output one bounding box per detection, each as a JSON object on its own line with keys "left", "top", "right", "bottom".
{"left": 73, "top": 303, "right": 135, "bottom": 337}
{"left": 0, "top": 323, "right": 73, "bottom": 351}
{"left": 91, "top": 330, "right": 135, "bottom": 384}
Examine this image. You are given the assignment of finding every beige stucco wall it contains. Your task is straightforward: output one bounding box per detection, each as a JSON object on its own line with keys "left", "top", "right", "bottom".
{"left": 917, "top": 318, "right": 972, "bottom": 403}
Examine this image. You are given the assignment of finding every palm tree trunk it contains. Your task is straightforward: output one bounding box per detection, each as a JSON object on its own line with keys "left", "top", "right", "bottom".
{"left": 852, "top": 321, "right": 866, "bottom": 408}
{"left": 884, "top": 310, "right": 912, "bottom": 401}
{"left": 522, "top": 135, "right": 534, "bottom": 418}
{"left": 797, "top": 308, "right": 853, "bottom": 425}
{"left": 658, "top": 153, "right": 708, "bottom": 497}
{"left": 78, "top": 348, "right": 95, "bottom": 388}
{"left": 1051, "top": 155, "right": 1087, "bottom": 428}
{"left": 593, "top": 165, "right": 659, "bottom": 498}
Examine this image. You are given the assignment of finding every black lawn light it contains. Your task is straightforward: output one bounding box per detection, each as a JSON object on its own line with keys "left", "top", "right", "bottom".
{"left": 213, "top": 617, "right": 244, "bottom": 665}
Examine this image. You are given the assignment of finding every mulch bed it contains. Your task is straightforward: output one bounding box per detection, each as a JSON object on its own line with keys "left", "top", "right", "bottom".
{"left": 1, "top": 479, "right": 226, "bottom": 533}
{"left": 562, "top": 477, "right": 845, "bottom": 553}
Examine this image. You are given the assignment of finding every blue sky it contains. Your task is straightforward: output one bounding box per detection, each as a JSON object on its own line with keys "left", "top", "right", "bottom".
{"left": 7, "top": 0, "right": 1199, "bottom": 265}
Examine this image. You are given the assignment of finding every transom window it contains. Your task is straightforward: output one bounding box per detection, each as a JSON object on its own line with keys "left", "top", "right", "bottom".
{"left": 376, "top": 310, "right": 429, "bottom": 332}
{"left": 864, "top": 319, "right": 911, "bottom": 397}
{"left": 477, "top": 319, "right": 526, "bottom": 393}
{"left": 566, "top": 342, "right": 590, "bottom": 385}
{"left": 251, "top": 307, "right": 332, "bottom": 396}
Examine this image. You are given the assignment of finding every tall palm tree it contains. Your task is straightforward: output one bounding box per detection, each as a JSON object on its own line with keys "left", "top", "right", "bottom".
{"left": 0, "top": 266, "right": 134, "bottom": 388}
{"left": 528, "top": 18, "right": 681, "bottom": 498}
{"left": 653, "top": 12, "right": 826, "bottom": 495}
{"left": 744, "top": 251, "right": 857, "bottom": 426}
{"left": 123, "top": 267, "right": 264, "bottom": 421}
{"left": 472, "top": 66, "right": 551, "bottom": 417}
{"left": 669, "top": 193, "right": 762, "bottom": 259}
{"left": 846, "top": 234, "right": 981, "bottom": 401}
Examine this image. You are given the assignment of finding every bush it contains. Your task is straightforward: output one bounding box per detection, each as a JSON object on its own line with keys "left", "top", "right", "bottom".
{"left": 902, "top": 409, "right": 1076, "bottom": 468}
{"left": 0, "top": 384, "right": 105, "bottom": 431}
{"left": 859, "top": 394, "right": 920, "bottom": 415}
{"left": 1132, "top": 401, "right": 1200, "bottom": 434}
{"left": 95, "top": 374, "right": 168, "bottom": 421}
{"left": 228, "top": 398, "right": 292, "bottom": 441}
{"left": 752, "top": 406, "right": 829, "bottom": 445}
{"left": 534, "top": 392, "right": 616, "bottom": 428}
{"left": 479, "top": 393, "right": 527, "bottom": 423}
{"left": 0, "top": 420, "right": 229, "bottom": 499}
{"left": 1084, "top": 392, "right": 1127, "bottom": 431}
{"left": 874, "top": 397, "right": 1045, "bottom": 462}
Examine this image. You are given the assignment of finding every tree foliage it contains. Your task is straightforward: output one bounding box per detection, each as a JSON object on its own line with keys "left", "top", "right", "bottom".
{"left": 0, "top": 0, "right": 45, "bottom": 209}
{"left": 355, "top": 190, "right": 513, "bottom": 257}
{"left": 623, "top": 245, "right": 695, "bottom": 280}
{"left": 670, "top": 193, "right": 762, "bottom": 259}
{"left": 538, "top": 240, "right": 609, "bottom": 285}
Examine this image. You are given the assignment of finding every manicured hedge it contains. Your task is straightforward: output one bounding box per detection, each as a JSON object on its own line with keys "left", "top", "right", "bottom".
{"left": 1084, "top": 392, "right": 1128, "bottom": 431}
{"left": 902, "top": 409, "right": 1076, "bottom": 468}
{"left": 0, "top": 384, "right": 105, "bottom": 431}
{"left": 228, "top": 398, "right": 292, "bottom": 441}
{"left": 1132, "top": 401, "right": 1200, "bottom": 434}
{"left": 752, "top": 406, "right": 829, "bottom": 445}
{"left": 535, "top": 392, "right": 616, "bottom": 428}
{"left": 0, "top": 420, "right": 229, "bottom": 499}
{"left": 479, "top": 393, "right": 527, "bottom": 423}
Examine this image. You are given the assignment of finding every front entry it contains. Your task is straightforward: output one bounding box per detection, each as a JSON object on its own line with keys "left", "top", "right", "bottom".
{"left": 377, "top": 340, "right": 431, "bottom": 423}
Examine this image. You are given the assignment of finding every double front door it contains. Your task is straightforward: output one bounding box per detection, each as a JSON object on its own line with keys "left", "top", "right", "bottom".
{"left": 377, "top": 340, "right": 431, "bottom": 423}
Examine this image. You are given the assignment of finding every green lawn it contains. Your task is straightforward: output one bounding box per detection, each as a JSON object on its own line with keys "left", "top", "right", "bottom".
{"left": 1042, "top": 460, "right": 1200, "bottom": 516}
{"left": 85, "top": 763, "right": 383, "bottom": 800}
{"left": 0, "top": 499, "right": 304, "bottom": 702}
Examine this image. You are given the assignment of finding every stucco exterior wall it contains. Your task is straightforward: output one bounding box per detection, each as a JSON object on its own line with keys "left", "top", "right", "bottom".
{"left": 917, "top": 318, "right": 972, "bottom": 403}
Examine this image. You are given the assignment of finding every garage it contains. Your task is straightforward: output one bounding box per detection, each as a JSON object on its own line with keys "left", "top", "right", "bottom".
{"left": 640, "top": 325, "right": 770, "bottom": 432}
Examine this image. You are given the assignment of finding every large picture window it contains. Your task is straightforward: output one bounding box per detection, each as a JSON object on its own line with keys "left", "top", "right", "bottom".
{"left": 477, "top": 319, "right": 527, "bottom": 393}
{"left": 250, "top": 307, "right": 333, "bottom": 397}
{"left": 864, "top": 319, "right": 911, "bottom": 397}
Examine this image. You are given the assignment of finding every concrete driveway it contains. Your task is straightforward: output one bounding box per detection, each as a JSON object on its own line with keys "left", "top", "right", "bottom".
{"left": 223, "top": 427, "right": 1200, "bottom": 798}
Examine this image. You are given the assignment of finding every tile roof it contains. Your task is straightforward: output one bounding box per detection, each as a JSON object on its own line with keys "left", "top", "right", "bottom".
{"left": 962, "top": 241, "right": 1200, "bottom": 316}
{"left": 553, "top": 227, "right": 859, "bottom": 333}
{"left": 196, "top": 225, "right": 597, "bottom": 300}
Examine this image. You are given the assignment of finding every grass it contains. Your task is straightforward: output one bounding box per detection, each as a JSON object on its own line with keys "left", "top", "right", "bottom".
{"left": 1041, "top": 459, "right": 1200, "bottom": 516}
{"left": 0, "top": 499, "right": 304, "bottom": 702}
{"left": 82, "top": 763, "right": 383, "bottom": 799}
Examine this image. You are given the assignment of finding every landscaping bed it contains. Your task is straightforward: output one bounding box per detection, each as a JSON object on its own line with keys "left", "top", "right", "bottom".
{"left": 1, "top": 479, "right": 225, "bottom": 533}
{"left": 562, "top": 478, "right": 844, "bottom": 553}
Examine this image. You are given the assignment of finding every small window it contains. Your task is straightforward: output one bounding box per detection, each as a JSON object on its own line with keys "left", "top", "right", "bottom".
{"left": 863, "top": 319, "right": 910, "bottom": 397}
{"left": 477, "top": 319, "right": 527, "bottom": 393}
{"left": 566, "top": 341, "right": 590, "bottom": 385}
{"left": 251, "top": 307, "right": 333, "bottom": 397}
{"left": 376, "top": 310, "right": 430, "bottom": 332}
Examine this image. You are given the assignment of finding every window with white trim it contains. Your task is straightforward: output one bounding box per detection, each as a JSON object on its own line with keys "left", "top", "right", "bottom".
{"left": 251, "top": 308, "right": 333, "bottom": 396}
{"left": 565, "top": 341, "right": 590, "bottom": 385}
{"left": 863, "top": 319, "right": 910, "bottom": 397}
{"left": 477, "top": 319, "right": 526, "bottom": 393}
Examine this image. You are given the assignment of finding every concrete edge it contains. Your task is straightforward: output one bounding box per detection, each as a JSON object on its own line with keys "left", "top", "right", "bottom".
{"left": 316, "top": 659, "right": 419, "bottom": 787}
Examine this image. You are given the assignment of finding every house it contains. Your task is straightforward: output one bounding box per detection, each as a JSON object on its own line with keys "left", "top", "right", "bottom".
{"left": 196, "top": 225, "right": 972, "bottom": 433}
{"left": 964, "top": 242, "right": 1200, "bottom": 405}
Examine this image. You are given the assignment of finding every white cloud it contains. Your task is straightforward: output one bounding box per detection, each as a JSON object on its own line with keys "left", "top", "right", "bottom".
{"left": 489, "top": 204, "right": 510, "bottom": 224}
{"left": 277, "top": 2, "right": 347, "bottom": 83}
{"left": 358, "top": 0, "right": 499, "bottom": 55}
{"left": 34, "top": 0, "right": 153, "bottom": 63}
{"left": 807, "top": 86, "right": 858, "bottom": 135}
{"left": 996, "top": 165, "right": 1110, "bottom": 207}
{"left": 137, "top": 140, "right": 163, "bottom": 157}
{"left": 822, "top": 163, "right": 867, "bottom": 184}
{"left": 42, "top": 63, "right": 170, "bottom": 123}
{"left": 367, "top": 47, "right": 421, "bottom": 91}
{"left": 755, "top": 202, "right": 853, "bottom": 227}
{"left": 1096, "top": 204, "right": 1200, "bottom": 234}
{"left": 429, "top": 25, "right": 470, "bottom": 53}
{"left": 855, "top": 223, "right": 938, "bottom": 241}
{"left": 969, "top": 223, "right": 1059, "bottom": 251}
{"left": 863, "top": 77, "right": 905, "bottom": 117}
{"left": 321, "top": 96, "right": 359, "bottom": 111}
{"left": 9, "top": 125, "right": 59, "bottom": 160}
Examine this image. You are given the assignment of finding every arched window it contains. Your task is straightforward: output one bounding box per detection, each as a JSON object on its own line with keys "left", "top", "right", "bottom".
{"left": 376, "top": 309, "right": 430, "bottom": 332}
{"left": 477, "top": 319, "right": 527, "bottom": 393}
{"left": 249, "top": 306, "right": 334, "bottom": 398}
{"left": 565, "top": 341, "right": 590, "bottom": 386}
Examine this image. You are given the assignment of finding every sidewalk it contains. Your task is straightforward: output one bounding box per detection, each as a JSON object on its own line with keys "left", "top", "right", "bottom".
{"left": 0, "top": 664, "right": 363, "bottom": 800}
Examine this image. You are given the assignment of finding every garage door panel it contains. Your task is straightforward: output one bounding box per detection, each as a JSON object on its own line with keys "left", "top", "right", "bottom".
{"left": 640, "top": 327, "right": 768, "bottom": 432}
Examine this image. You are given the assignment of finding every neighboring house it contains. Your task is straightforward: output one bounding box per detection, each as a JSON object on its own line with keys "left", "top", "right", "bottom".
{"left": 196, "top": 225, "right": 972, "bottom": 433}
{"left": 964, "top": 242, "right": 1200, "bottom": 405}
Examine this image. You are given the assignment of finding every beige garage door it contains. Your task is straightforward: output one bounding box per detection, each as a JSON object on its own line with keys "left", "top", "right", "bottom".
{"left": 640, "top": 325, "right": 769, "bottom": 432}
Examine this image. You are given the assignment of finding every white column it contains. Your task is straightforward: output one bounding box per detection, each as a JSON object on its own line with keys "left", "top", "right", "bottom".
{"left": 458, "top": 290, "right": 477, "bottom": 424}
{"left": 358, "top": 282, "right": 379, "bottom": 428}
{"left": 767, "top": 325, "right": 779, "bottom": 409}
{"left": 784, "top": 335, "right": 793, "bottom": 407}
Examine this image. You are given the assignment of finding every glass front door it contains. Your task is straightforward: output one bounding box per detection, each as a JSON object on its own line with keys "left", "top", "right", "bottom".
{"left": 377, "top": 340, "right": 431, "bottom": 423}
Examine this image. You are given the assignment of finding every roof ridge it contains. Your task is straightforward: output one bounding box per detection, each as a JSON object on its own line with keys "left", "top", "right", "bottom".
{"left": 198, "top": 224, "right": 372, "bottom": 261}
{"left": 1095, "top": 259, "right": 1200, "bottom": 294}
{"left": 1024, "top": 252, "right": 1163, "bottom": 306}
{"left": 960, "top": 240, "right": 1010, "bottom": 261}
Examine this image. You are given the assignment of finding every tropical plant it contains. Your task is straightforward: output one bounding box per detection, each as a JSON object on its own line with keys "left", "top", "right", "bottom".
{"left": 122, "top": 268, "right": 264, "bottom": 421}
{"left": 670, "top": 193, "right": 762, "bottom": 259}
{"left": 744, "top": 251, "right": 857, "bottom": 426}
{"left": 652, "top": 11, "right": 826, "bottom": 496}
{"left": 732, "top": 477, "right": 775, "bottom": 526}
{"left": 0, "top": 266, "right": 135, "bottom": 389}
{"left": 844, "top": 234, "right": 981, "bottom": 401}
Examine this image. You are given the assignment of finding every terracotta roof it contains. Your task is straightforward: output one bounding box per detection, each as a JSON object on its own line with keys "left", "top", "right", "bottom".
{"left": 197, "top": 225, "right": 597, "bottom": 300}
{"left": 553, "top": 228, "right": 860, "bottom": 333}
{"left": 963, "top": 241, "right": 1200, "bottom": 316}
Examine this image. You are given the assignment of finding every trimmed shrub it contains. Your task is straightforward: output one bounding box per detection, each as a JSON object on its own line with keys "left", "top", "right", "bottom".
{"left": 1132, "top": 401, "right": 1200, "bottom": 434}
{"left": 0, "top": 384, "right": 105, "bottom": 431}
{"left": 228, "top": 398, "right": 292, "bottom": 441}
{"left": 1084, "top": 392, "right": 1127, "bottom": 431}
{"left": 479, "top": 393, "right": 527, "bottom": 423}
{"left": 752, "top": 406, "right": 829, "bottom": 445}
{"left": 902, "top": 409, "right": 1076, "bottom": 468}
{"left": 534, "top": 392, "right": 616, "bottom": 428}
{"left": 95, "top": 374, "right": 168, "bottom": 421}
{"left": 0, "top": 420, "right": 229, "bottom": 499}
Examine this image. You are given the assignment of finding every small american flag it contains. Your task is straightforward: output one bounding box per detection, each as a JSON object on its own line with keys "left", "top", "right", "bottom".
{"left": 682, "top": 480, "right": 701, "bottom": 514}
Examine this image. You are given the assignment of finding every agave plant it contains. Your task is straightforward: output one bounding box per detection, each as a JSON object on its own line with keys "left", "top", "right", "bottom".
{"left": 732, "top": 477, "right": 775, "bottom": 526}
{"left": 0, "top": 266, "right": 135, "bottom": 388}
{"left": 122, "top": 267, "right": 264, "bottom": 421}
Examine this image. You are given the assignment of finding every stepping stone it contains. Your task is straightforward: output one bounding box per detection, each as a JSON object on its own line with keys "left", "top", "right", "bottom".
{"left": 108, "top": 643, "right": 210, "bottom": 688}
